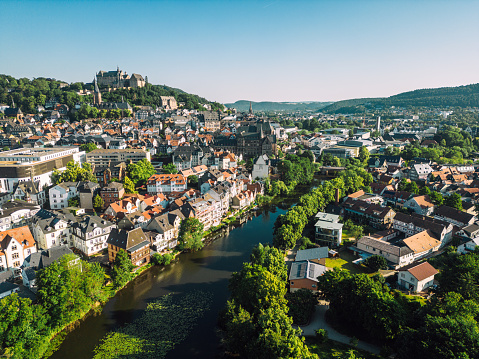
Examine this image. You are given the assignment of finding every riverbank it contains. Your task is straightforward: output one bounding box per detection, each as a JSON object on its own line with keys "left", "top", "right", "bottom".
{"left": 47, "top": 186, "right": 312, "bottom": 358}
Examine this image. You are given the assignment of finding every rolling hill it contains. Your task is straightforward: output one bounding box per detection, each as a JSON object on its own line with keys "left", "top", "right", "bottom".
{"left": 224, "top": 100, "right": 333, "bottom": 112}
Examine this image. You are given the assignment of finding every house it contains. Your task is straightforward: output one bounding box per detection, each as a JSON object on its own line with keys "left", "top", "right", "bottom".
{"left": 401, "top": 230, "right": 441, "bottom": 260}
{"left": 355, "top": 236, "right": 414, "bottom": 268}
{"left": 71, "top": 216, "right": 116, "bottom": 256}
{"left": 289, "top": 260, "right": 328, "bottom": 292}
{"left": 0, "top": 226, "right": 37, "bottom": 277}
{"left": 403, "top": 195, "right": 435, "bottom": 216}
{"left": 409, "top": 164, "right": 433, "bottom": 181}
{"left": 106, "top": 227, "right": 151, "bottom": 267}
{"left": 341, "top": 198, "right": 396, "bottom": 229}
{"left": 100, "top": 182, "right": 125, "bottom": 209}
{"left": 397, "top": 261, "right": 438, "bottom": 292}
{"left": 314, "top": 212, "right": 343, "bottom": 247}
{"left": 145, "top": 210, "right": 184, "bottom": 251}
{"left": 251, "top": 154, "right": 270, "bottom": 180}
{"left": 12, "top": 180, "right": 46, "bottom": 206}
{"left": 49, "top": 182, "right": 80, "bottom": 210}
{"left": 22, "top": 246, "right": 78, "bottom": 291}
{"left": 393, "top": 212, "right": 453, "bottom": 245}
{"left": 30, "top": 209, "right": 71, "bottom": 249}
{"left": 0, "top": 271, "right": 19, "bottom": 299}
{"left": 78, "top": 181, "right": 100, "bottom": 211}
{"left": 295, "top": 247, "right": 329, "bottom": 262}
{"left": 434, "top": 205, "right": 476, "bottom": 227}
{"left": 457, "top": 223, "right": 479, "bottom": 240}
{"left": 0, "top": 201, "right": 41, "bottom": 232}
{"left": 147, "top": 174, "right": 187, "bottom": 194}
{"left": 458, "top": 237, "right": 479, "bottom": 255}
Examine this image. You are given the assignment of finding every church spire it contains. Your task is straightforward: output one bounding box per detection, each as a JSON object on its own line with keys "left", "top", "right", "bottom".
{"left": 249, "top": 101, "right": 253, "bottom": 114}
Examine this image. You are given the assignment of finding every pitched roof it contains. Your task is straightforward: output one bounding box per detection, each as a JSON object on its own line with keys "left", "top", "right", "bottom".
{"left": 0, "top": 226, "right": 36, "bottom": 255}
{"left": 107, "top": 227, "right": 149, "bottom": 252}
{"left": 295, "top": 247, "right": 329, "bottom": 262}
{"left": 358, "top": 236, "right": 413, "bottom": 257}
{"left": 402, "top": 231, "right": 441, "bottom": 254}
{"left": 398, "top": 261, "right": 438, "bottom": 281}
{"left": 435, "top": 205, "right": 475, "bottom": 225}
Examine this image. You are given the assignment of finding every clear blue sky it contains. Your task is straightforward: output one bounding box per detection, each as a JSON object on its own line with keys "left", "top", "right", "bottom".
{"left": 1, "top": 0, "right": 478, "bottom": 103}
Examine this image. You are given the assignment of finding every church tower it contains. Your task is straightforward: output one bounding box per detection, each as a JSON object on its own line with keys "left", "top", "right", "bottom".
{"left": 249, "top": 101, "right": 253, "bottom": 115}
{"left": 375, "top": 116, "right": 381, "bottom": 132}
{"left": 93, "top": 77, "right": 102, "bottom": 105}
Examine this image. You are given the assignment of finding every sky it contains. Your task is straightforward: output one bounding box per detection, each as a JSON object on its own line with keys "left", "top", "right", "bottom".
{"left": 1, "top": 0, "right": 478, "bottom": 103}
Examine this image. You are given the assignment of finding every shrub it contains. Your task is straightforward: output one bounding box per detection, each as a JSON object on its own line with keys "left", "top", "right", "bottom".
{"left": 315, "top": 329, "right": 328, "bottom": 343}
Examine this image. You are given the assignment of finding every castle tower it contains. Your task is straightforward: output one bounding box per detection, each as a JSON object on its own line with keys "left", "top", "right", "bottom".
{"left": 93, "top": 77, "right": 102, "bottom": 105}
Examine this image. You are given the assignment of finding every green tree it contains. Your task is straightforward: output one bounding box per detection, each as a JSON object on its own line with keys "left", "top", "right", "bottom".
{"left": 163, "top": 163, "right": 177, "bottom": 174}
{"left": 430, "top": 191, "right": 444, "bottom": 206}
{"left": 187, "top": 175, "right": 198, "bottom": 186}
{"left": 123, "top": 175, "right": 136, "bottom": 193}
{"left": 80, "top": 143, "right": 99, "bottom": 153}
{"left": 68, "top": 196, "right": 79, "bottom": 207}
{"left": 358, "top": 146, "right": 370, "bottom": 164}
{"left": 178, "top": 218, "right": 204, "bottom": 251}
{"left": 93, "top": 194, "right": 104, "bottom": 210}
{"left": 111, "top": 249, "right": 133, "bottom": 288}
{"left": 52, "top": 160, "right": 97, "bottom": 184}
{"left": 286, "top": 289, "right": 317, "bottom": 324}
{"left": 127, "top": 159, "right": 156, "bottom": 186}
{"left": 444, "top": 193, "right": 462, "bottom": 210}
{"left": 363, "top": 255, "right": 388, "bottom": 271}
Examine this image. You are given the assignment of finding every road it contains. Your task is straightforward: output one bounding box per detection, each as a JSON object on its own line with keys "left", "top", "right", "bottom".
{"left": 297, "top": 302, "right": 381, "bottom": 355}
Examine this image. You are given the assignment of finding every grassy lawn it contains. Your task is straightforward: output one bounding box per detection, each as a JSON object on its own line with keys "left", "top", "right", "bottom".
{"left": 342, "top": 229, "right": 356, "bottom": 241}
{"left": 324, "top": 251, "right": 370, "bottom": 275}
{"left": 305, "top": 338, "right": 383, "bottom": 359}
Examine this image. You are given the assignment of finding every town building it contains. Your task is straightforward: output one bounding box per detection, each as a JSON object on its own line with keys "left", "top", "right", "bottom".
{"left": 314, "top": 212, "right": 343, "bottom": 247}
{"left": 147, "top": 174, "right": 187, "bottom": 194}
{"left": 0, "top": 147, "right": 85, "bottom": 193}
{"left": 100, "top": 182, "right": 125, "bottom": 209}
{"left": 0, "top": 226, "right": 37, "bottom": 276}
{"left": 86, "top": 149, "right": 150, "bottom": 166}
{"left": 106, "top": 227, "right": 150, "bottom": 267}
{"left": 397, "top": 261, "right": 438, "bottom": 292}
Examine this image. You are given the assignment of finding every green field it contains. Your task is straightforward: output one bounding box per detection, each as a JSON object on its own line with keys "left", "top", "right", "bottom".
{"left": 324, "top": 251, "right": 370, "bottom": 275}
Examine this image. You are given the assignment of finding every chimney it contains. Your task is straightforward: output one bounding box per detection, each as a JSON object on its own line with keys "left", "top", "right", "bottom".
{"left": 335, "top": 188, "right": 340, "bottom": 204}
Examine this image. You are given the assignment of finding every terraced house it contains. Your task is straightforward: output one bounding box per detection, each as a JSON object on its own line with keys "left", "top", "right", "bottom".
{"left": 147, "top": 174, "right": 186, "bottom": 194}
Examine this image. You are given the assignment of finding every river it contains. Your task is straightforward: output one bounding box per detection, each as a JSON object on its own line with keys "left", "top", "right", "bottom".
{"left": 50, "top": 203, "right": 293, "bottom": 359}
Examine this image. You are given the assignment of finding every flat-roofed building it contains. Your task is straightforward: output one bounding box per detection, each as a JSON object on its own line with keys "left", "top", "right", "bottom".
{"left": 86, "top": 149, "right": 150, "bottom": 166}
{"left": 314, "top": 212, "right": 343, "bottom": 247}
{"left": 0, "top": 147, "right": 85, "bottom": 193}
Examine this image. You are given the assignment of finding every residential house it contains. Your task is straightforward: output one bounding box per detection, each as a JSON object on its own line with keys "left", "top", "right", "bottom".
{"left": 147, "top": 174, "right": 187, "bottom": 194}
{"left": 397, "top": 261, "right": 438, "bottom": 292}
{"left": 106, "top": 227, "right": 151, "bottom": 267}
{"left": 403, "top": 195, "right": 435, "bottom": 216}
{"left": 341, "top": 198, "right": 396, "bottom": 229}
{"left": 71, "top": 216, "right": 116, "bottom": 256}
{"left": 146, "top": 210, "right": 184, "bottom": 251}
{"left": 0, "top": 226, "right": 37, "bottom": 276}
{"left": 0, "top": 201, "right": 40, "bottom": 232}
{"left": 409, "top": 164, "right": 433, "bottom": 182}
{"left": 401, "top": 230, "right": 441, "bottom": 260}
{"left": 100, "top": 182, "right": 125, "bottom": 209}
{"left": 79, "top": 181, "right": 100, "bottom": 211}
{"left": 355, "top": 236, "right": 414, "bottom": 268}
{"left": 12, "top": 181, "right": 46, "bottom": 206}
{"left": 0, "top": 271, "right": 19, "bottom": 299}
{"left": 49, "top": 182, "right": 80, "bottom": 209}
{"left": 30, "top": 209, "right": 71, "bottom": 249}
{"left": 289, "top": 260, "right": 328, "bottom": 292}
{"left": 434, "top": 205, "right": 476, "bottom": 227}
{"left": 393, "top": 212, "right": 453, "bottom": 245}
{"left": 314, "top": 212, "right": 343, "bottom": 247}
{"left": 295, "top": 247, "right": 329, "bottom": 262}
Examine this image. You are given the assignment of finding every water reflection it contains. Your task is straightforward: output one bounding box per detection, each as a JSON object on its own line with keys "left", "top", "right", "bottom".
{"left": 50, "top": 208, "right": 288, "bottom": 359}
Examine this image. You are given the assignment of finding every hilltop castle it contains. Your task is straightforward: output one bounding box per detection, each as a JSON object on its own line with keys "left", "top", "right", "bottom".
{"left": 96, "top": 67, "right": 146, "bottom": 89}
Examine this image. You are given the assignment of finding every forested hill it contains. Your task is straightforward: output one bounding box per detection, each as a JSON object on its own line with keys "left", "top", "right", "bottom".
{"left": 322, "top": 83, "right": 479, "bottom": 113}
{"left": 0, "top": 75, "right": 223, "bottom": 114}
{"left": 224, "top": 100, "right": 332, "bottom": 112}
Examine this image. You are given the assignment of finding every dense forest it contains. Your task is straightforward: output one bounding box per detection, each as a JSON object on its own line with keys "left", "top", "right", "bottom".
{"left": 322, "top": 83, "right": 479, "bottom": 113}
{"left": 0, "top": 74, "right": 222, "bottom": 116}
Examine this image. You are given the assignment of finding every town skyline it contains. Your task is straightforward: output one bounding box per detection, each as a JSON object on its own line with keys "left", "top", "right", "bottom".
{"left": 1, "top": 0, "right": 478, "bottom": 103}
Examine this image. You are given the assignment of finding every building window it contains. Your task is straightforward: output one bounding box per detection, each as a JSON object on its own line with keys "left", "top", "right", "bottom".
{"left": 11, "top": 245, "right": 17, "bottom": 251}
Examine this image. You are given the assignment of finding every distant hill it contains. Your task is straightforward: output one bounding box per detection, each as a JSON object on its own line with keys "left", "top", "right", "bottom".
{"left": 321, "top": 83, "right": 479, "bottom": 114}
{"left": 224, "top": 100, "right": 333, "bottom": 112}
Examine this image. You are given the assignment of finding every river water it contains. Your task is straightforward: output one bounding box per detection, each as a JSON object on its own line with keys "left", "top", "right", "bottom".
{"left": 50, "top": 203, "right": 292, "bottom": 359}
